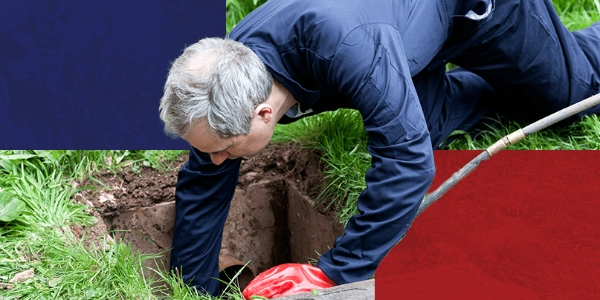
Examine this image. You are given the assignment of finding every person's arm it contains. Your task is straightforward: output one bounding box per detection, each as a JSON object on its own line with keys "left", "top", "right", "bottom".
{"left": 316, "top": 23, "right": 436, "bottom": 284}
{"left": 242, "top": 23, "right": 435, "bottom": 300}
{"left": 170, "top": 147, "right": 242, "bottom": 296}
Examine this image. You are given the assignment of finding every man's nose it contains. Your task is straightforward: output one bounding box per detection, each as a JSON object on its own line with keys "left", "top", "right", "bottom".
{"left": 210, "top": 153, "right": 229, "bottom": 165}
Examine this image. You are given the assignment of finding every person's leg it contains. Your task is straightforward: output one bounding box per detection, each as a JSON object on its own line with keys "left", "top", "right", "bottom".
{"left": 568, "top": 21, "right": 600, "bottom": 118}
{"left": 449, "top": 0, "right": 600, "bottom": 121}
{"left": 573, "top": 22, "right": 600, "bottom": 76}
{"left": 413, "top": 66, "right": 495, "bottom": 149}
{"left": 170, "top": 148, "right": 242, "bottom": 296}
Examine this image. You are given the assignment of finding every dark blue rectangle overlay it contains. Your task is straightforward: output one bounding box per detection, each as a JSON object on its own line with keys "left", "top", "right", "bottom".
{"left": 0, "top": 0, "right": 224, "bottom": 149}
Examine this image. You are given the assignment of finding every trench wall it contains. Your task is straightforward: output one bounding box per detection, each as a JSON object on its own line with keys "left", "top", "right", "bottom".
{"left": 108, "top": 179, "right": 344, "bottom": 290}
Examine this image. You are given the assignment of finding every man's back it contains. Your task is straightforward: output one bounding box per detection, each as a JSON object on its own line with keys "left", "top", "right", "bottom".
{"left": 229, "top": 0, "right": 448, "bottom": 80}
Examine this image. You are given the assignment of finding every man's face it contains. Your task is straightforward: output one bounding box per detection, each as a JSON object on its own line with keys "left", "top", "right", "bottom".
{"left": 183, "top": 118, "right": 273, "bottom": 165}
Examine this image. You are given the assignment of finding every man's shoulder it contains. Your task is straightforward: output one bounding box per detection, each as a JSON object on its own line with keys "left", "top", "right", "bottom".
{"left": 229, "top": 0, "right": 393, "bottom": 55}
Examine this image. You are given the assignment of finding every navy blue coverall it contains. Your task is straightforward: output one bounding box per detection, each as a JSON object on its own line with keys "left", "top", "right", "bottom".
{"left": 170, "top": 0, "right": 600, "bottom": 295}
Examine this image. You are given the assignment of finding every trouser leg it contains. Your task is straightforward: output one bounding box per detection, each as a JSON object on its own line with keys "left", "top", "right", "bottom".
{"left": 573, "top": 22, "right": 600, "bottom": 77}
{"left": 571, "top": 21, "right": 600, "bottom": 117}
{"left": 414, "top": 66, "right": 495, "bottom": 149}
{"left": 450, "top": 0, "right": 600, "bottom": 121}
{"left": 170, "top": 147, "right": 241, "bottom": 296}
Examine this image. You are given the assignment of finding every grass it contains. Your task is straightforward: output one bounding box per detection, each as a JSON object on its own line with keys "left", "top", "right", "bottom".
{"left": 445, "top": 114, "right": 600, "bottom": 150}
{"left": 554, "top": 0, "right": 600, "bottom": 29}
{"left": 273, "top": 109, "right": 370, "bottom": 223}
{"left": 1, "top": 232, "right": 157, "bottom": 299}
{"left": 226, "top": 0, "right": 268, "bottom": 33}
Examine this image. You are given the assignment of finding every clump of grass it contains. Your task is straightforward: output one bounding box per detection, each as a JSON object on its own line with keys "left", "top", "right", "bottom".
{"left": 554, "top": 0, "right": 600, "bottom": 29}
{"left": 226, "top": 0, "right": 267, "bottom": 33}
{"left": 0, "top": 150, "right": 187, "bottom": 181}
{"left": 1, "top": 232, "right": 160, "bottom": 299}
{"left": 444, "top": 114, "right": 600, "bottom": 150}
{"left": 274, "top": 109, "right": 369, "bottom": 223}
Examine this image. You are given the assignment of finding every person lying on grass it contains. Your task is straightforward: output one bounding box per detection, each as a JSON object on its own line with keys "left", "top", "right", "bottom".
{"left": 159, "top": 0, "right": 600, "bottom": 298}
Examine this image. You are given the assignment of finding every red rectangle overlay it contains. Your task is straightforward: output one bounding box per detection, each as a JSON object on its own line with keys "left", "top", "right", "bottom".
{"left": 376, "top": 150, "right": 600, "bottom": 299}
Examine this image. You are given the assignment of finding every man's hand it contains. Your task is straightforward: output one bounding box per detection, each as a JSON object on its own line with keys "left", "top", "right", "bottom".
{"left": 242, "top": 263, "right": 336, "bottom": 299}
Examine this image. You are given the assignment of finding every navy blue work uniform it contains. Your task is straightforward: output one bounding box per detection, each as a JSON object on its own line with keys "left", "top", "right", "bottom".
{"left": 170, "top": 0, "right": 600, "bottom": 295}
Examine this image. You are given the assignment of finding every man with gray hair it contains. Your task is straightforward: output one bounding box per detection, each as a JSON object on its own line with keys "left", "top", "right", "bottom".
{"left": 160, "top": 0, "right": 600, "bottom": 297}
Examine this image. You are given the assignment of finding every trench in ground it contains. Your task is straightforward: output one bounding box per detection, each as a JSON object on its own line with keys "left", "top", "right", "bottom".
{"left": 103, "top": 178, "right": 344, "bottom": 291}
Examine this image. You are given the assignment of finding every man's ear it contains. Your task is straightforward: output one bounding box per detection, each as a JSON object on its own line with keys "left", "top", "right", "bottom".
{"left": 254, "top": 104, "right": 273, "bottom": 123}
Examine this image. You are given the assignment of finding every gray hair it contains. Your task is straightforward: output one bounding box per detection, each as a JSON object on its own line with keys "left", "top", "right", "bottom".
{"left": 159, "top": 37, "right": 273, "bottom": 139}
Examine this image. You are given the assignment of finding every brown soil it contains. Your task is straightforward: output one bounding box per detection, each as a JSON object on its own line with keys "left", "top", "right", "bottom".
{"left": 75, "top": 143, "right": 326, "bottom": 214}
{"left": 72, "top": 143, "right": 343, "bottom": 290}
